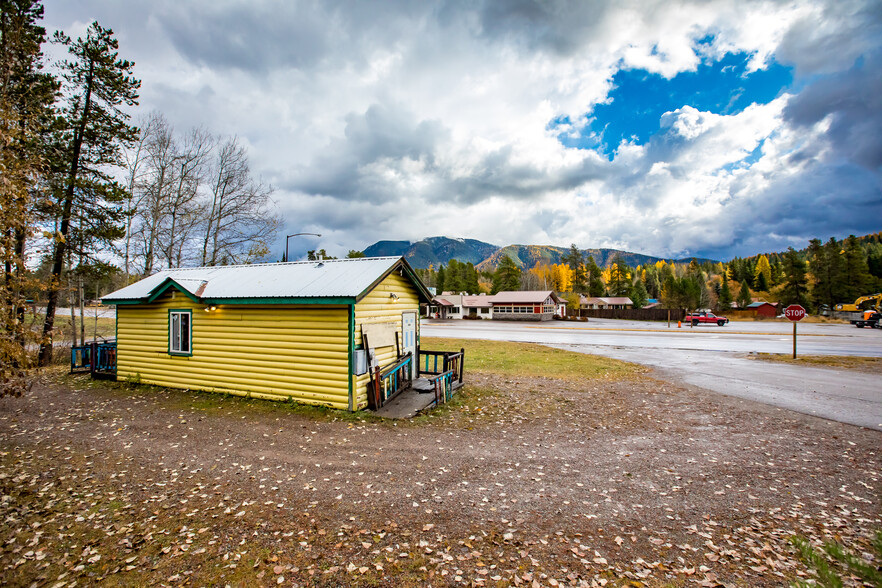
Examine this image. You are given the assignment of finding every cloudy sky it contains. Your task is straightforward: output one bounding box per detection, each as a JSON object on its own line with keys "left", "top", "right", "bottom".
{"left": 43, "top": 0, "right": 881, "bottom": 261}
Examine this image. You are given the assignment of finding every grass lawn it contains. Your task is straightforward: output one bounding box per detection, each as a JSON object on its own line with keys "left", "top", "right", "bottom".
{"left": 24, "top": 312, "right": 116, "bottom": 340}
{"left": 420, "top": 336, "right": 644, "bottom": 381}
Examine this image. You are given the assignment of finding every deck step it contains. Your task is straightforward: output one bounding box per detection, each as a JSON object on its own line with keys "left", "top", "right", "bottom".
{"left": 412, "top": 378, "right": 435, "bottom": 393}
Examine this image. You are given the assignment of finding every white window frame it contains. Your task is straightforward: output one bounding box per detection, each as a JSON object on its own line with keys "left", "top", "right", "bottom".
{"left": 169, "top": 309, "right": 192, "bottom": 356}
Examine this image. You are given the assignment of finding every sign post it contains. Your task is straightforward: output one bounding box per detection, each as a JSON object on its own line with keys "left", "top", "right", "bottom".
{"left": 783, "top": 304, "right": 806, "bottom": 358}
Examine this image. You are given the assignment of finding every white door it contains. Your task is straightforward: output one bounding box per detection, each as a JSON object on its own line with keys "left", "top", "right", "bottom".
{"left": 402, "top": 311, "right": 417, "bottom": 376}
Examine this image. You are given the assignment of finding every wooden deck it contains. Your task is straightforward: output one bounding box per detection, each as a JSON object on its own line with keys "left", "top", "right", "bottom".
{"left": 369, "top": 347, "right": 465, "bottom": 417}
{"left": 374, "top": 377, "right": 463, "bottom": 419}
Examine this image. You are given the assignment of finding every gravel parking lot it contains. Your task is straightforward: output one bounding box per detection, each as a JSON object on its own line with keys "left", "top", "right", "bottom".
{"left": 1, "top": 367, "right": 879, "bottom": 587}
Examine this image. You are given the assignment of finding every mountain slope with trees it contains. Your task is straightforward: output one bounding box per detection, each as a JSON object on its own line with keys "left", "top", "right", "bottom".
{"left": 474, "top": 244, "right": 716, "bottom": 273}
{"left": 364, "top": 236, "right": 499, "bottom": 268}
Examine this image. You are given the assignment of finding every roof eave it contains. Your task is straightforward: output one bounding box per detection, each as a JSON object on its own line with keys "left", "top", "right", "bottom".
{"left": 355, "top": 257, "right": 433, "bottom": 304}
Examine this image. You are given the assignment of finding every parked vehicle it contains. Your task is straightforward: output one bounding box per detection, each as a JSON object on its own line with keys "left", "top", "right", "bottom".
{"left": 684, "top": 311, "right": 729, "bottom": 326}
{"left": 838, "top": 294, "right": 881, "bottom": 328}
{"left": 851, "top": 310, "right": 881, "bottom": 329}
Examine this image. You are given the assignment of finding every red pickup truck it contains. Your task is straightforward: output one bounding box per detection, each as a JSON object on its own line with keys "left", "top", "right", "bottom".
{"left": 684, "top": 311, "right": 729, "bottom": 326}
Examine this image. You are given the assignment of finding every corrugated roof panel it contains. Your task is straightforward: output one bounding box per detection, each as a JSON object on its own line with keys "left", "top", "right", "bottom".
{"left": 490, "top": 290, "right": 558, "bottom": 304}
{"left": 103, "top": 257, "right": 406, "bottom": 302}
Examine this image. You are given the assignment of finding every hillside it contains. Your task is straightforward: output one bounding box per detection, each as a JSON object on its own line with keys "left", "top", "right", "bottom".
{"left": 474, "top": 244, "right": 715, "bottom": 272}
{"left": 361, "top": 236, "right": 719, "bottom": 270}
{"left": 363, "top": 236, "right": 499, "bottom": 268}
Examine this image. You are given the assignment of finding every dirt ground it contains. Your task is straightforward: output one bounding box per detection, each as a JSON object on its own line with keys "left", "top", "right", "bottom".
{"left": 0, "top": 368, "right": 879, "bottom": 587}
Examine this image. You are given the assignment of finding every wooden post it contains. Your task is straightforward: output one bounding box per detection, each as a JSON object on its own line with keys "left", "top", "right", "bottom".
{"left": 78, "top": 275, "right": 85, "bottom": 347}
{"left": 792, "top": 321, "right": 797, "bottom": 359}
{"left": 93, "top": 284, "right": 99, "bottom": 340}
{"left": 89, "top": 341, "right": 97, "bottom": 377}
{"left": 667, "top": 309, "right": 670, "bottom": 328}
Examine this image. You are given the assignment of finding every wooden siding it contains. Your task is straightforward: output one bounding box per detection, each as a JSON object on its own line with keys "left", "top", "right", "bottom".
{"left": 117, "top": 291, "right": 350, "bottom": 409}
{"left": 352, "top": 272, "right": 421, "bottom": 410}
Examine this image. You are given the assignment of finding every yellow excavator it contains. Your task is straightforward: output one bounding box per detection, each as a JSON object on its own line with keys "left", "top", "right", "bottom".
{"left": 835, "top": 293, "right": 882, "bottom": 328}
{"left": 835, "top": 293, "right": 881, "bottom": 312}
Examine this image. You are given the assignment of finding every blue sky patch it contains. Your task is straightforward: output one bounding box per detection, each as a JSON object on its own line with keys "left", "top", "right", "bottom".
{"left": 556, "top": 52, "right": 793, "bottom": 156}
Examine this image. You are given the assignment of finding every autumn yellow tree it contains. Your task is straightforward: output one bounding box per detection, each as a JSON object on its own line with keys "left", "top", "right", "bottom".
{"left": 550, "top": 263, "right": 573, "bottom": 292}
{"left": 606, "top": 256, "right": 632, "bottom": 296}
{"left": 529, "top": 263, "right": 553, "bottom": 289}
{"left": 754, "top": 255, "right": 772, "bottom": 291}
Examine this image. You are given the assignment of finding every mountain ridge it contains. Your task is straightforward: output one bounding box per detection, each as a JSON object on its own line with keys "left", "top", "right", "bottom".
{"left": 362, "top": 236, "right": 718, "bottom": 270}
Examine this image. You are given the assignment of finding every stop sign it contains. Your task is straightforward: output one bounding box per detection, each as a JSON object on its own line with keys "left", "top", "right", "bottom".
{"left": 784, "top": 304, "right": 806, "bottom": 321}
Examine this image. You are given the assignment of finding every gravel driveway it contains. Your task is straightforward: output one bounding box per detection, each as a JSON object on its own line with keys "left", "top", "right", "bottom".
{"left": 1, "top": 370, "right": 879, "bottom": 587}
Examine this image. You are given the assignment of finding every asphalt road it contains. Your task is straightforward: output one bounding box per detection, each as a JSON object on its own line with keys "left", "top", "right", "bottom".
{"left": 421, "top": 318, "right": 882, "bottom": 431}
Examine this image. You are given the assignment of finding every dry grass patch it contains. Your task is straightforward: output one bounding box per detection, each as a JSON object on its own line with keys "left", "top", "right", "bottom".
{"left": 748, "top": 352, "right": 882, "bottom": 372}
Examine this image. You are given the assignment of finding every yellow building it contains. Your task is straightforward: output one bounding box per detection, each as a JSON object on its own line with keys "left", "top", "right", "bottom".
{"left": 102, "top": 257, "right": 432, "bottom": 411}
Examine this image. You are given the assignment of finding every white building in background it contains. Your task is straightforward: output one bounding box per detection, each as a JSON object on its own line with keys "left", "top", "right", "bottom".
{"left": 431, "top": 291, "right": 561, "bottom": 321}
{"left": 431, "top": 293, "right": 493, "bottom": 319}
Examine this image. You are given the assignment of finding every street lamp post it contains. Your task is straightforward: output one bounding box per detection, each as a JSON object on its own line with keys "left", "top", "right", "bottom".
{"left": 286, "top": 233, "right": 321, "bottom": 262}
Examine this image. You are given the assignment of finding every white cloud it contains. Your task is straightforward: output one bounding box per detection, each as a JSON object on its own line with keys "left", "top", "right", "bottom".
{"left": 40, "top": 0, "right": 882, "bottom": 261}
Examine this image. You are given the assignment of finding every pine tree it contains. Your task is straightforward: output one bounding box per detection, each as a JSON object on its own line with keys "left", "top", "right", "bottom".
{"left": 753, "top": 255, "right": 771, "bottom": 292}
{"left": 585, "top": 255, "right": 605, "bottom": 297}
{"left": 718, "top": 276, "right": 733, "bottom": 311}
{"left": 436, "top": 265, "right": 446, "bottom": 294}
{"left": 445, "top": 259, "right": 463, "bottom": 292}
{"left": 737, "top": 280, "right": 752, "bottom": 309}
{"left": 38, "top": 22, "right": 140, "bottom": 366}
{"left": 491, "top": 255, "right": 521, "bottom": 293}
{"left": 753, "top": 270, "right": 768, "bottom": 292}
{"left": 465, "top": 262, "right": 480, "bottom": 294}
{"left": 563, "top": 244, "right": 586, "bottom": 292}
{"left": 808, "top": 238, "right": 837, "bottom": 310}
{"left": 643, "top": 264, "right": 662, "bottom": 298}
{"left": 770, "top": 256, "right": 783, "bottom": 286}
{"left": 607, "top": 256, "right": 631, "bottom": 296}
{"left": 840, "top": 235, "right": 872, "bottom": 301}
{"left": 629, "top": 280, "right": 648, "bottom": 309}
{"left": 781, "top": 247, "right": 810, "bottom": 309}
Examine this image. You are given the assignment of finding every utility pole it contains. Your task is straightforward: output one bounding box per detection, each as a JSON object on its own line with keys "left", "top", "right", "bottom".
{"left": 285, "top": 232, "right": 321, "bottom": 262}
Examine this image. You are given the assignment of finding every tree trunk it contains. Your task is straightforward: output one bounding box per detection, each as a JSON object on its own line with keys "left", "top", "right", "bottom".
{"left": 13, "top": 227, "right": 26, "bottom": 346}
{"left": 68, "top": 282, "right": 77, "bottom": 349}
{"left": 78, "top": 274, "right": 85, "bottom": 345}
{"left": 38, "top": 58, "right": 94, "bottom": 366}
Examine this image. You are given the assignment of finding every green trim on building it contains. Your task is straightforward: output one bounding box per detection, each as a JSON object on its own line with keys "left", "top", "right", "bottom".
{"left": 114, "top": 305, "right": 119, "bottom": 381}
{"left": 354, "top": 259, "right": 433, "bottom": 304}
{"left": 147, "top": 280, "right": 201, "bottom": 304}
{"left": 347, "top": 303, "right": 355, "bottom": 411}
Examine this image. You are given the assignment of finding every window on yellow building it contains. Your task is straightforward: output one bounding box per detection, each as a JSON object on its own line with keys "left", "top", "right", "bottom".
{"left": 169, "top": 309, "right": 192, "bottom": 356}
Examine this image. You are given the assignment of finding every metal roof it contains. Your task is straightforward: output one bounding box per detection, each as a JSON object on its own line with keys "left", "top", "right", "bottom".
{"left": 490, "top": 291, "right": 560, "bottom": 304}
{"left": 462, "top": 295, "right": 493, "bottom": 308}
{"left": 103, "top": 256, "right": 430, "bottom": 304}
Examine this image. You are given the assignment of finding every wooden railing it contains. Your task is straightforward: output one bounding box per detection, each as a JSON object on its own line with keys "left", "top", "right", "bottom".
{"left": 70, "top": 341, "right": 117, "bottom": 378}
{"left": 368, "top": 352, "right": 413, "bottom": 410}
{"left": 365, "top": 347, "right": 465, "bottom": 410}
{"left": 427, "top": 369, "right": 455, "bottom": 406}
{"left": 418, "top": 348, "right": 464, "bottom": 386}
